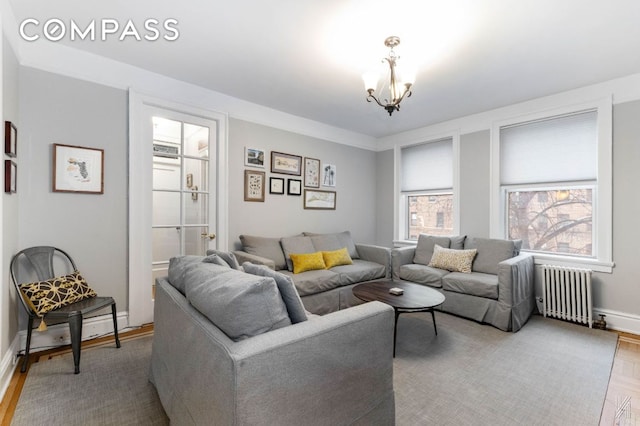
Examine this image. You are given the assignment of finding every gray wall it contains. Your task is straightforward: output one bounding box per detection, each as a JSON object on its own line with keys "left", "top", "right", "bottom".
{"left": 375, "top": 149, "right": 394, "bottom": 247}
{"left": 459, "top": 130, "right": 491, "bottom": 237}
{"left": 18, "top": 67, "right": 128, "bottom": 312}
{"left": 375, "top": 101, "right": 640, "bottom": 319}
{"left": 228, "top": 118, "right": 380, "bottom": 250}
{"left": 2, "top": 37, "right": 20, "bottom": 353}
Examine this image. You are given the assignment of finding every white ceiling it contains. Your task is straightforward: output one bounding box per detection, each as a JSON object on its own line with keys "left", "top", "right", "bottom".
{"left": 9, "top": 0, "right": 640, "bottom": 138}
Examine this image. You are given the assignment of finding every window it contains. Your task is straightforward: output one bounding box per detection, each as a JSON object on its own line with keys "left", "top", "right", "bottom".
{"left": 500, "top": 110, "right": 597, "bottom": 258}
{"left": 400, "top": 138, "right": 454, "bottom": 240}
{"left": 506, "top": 187, "right": 593, "bottom": 256}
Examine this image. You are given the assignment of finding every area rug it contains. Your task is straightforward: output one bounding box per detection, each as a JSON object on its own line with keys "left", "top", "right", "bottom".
{"left": 393, "top": 312, "right": 617, "bottom": 425}
{"left": 10, "top": 313, "right": 616, "bottom": 425}
{"left": 11, "top": 333, "right": 168, "bottom": 426}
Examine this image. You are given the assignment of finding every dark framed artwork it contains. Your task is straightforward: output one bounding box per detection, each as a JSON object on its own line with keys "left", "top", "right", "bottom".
{"left": 270, "top": 177, "right": 285, "bottom": 194}
{"left": 303, "top": 189, "right": 336, "bottom": 210}
{"left": 304, "top": 157, "right": 320, "bottom": 188}
{"left": 244, "top": 169, "right": 265, "bottom": 202}
{"left": 287, "top": 179, "right": 302, "bottom": 196}
{"left": 4, "top": 160, "right": 16, "bottom": 193}
{"left": 5, "top": 121, "right": 17, "bottom": 157}
{"left": 53, "top": 144, "right": 104, "bottom": 194}
{"left": 271, "top": 151, "right": 302, "bottom": 175}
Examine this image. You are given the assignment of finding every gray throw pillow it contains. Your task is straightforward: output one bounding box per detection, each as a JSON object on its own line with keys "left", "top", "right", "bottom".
{"left": 280, "top": 236, "right": 316, "bottom": 271}
{"left": 413, "top": 235, "right": 451, "bottom": 266}
{"left": 449, "top": 235, "right": 467, "bottom": 250}
{"left": 239, "top": 235, "right": 288, "bottom": 270}
{"left": 167, "top": 255, "right": 206, "bottom": 294}
{"left": 242, "top": 263, "right": 308, "bottom": 323}
{"left": 464, "top": 237, "right": 517, "bottom": 275}
{"left": 304, "top": 231, "right": 359, "bottom": 259}
{"left": 185, "top": 266, "right": 291, "bottom": 341}
{"left": 205, "top": 249, "right": 241, "bottom": 269}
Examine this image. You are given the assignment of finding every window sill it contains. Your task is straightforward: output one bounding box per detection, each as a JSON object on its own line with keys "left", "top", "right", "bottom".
{"left": 528, "top": 252, "right": 614, "bottom": 274}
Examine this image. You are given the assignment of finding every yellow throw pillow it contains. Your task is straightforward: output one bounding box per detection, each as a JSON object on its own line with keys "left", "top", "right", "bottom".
{"left": 19, "top": 270, "right": 97, "bottom": 316}
{"left": 290, "top": 252, "right": 326, "bottom": 274}
{"left": 322, "top": 247, "right": 353, "bottom": 269}
{"left": 428, "top": 244, "right": 477, "bottom": 274}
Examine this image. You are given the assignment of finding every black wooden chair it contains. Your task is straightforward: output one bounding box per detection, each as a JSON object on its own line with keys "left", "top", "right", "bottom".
{"left": 10, "top": 246, "right": 120, "bottom": 374}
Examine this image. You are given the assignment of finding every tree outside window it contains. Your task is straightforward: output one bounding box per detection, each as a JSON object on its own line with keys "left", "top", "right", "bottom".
{"left": 507, "top": 188, "right": 593, "bottom": 256}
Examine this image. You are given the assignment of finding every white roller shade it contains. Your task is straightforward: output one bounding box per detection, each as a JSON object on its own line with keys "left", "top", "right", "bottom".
{"left": 500, "top": 110, "right": 597, "bottom": 185}
{"left": 401, "top": 139, "right": 453, "bottom": 192}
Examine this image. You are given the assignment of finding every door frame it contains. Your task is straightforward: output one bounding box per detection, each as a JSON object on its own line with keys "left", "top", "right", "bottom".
{"left": 128, "top": 91, "right": 228, "bottom": 326}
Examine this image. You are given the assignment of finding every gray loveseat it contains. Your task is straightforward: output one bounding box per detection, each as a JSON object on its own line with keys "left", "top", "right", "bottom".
{"left": 150, "top": 254, "right": 396, "bottom": 425}
{"left": 391, "top": 235, "right": 534, "bottom": 332}
{"left": 233, "top": 231, "right": 390, "bottom": 315}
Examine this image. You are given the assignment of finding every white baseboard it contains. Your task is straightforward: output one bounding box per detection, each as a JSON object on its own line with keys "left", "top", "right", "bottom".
{"left": 593, "top": 308, "right": 640, "bottom": 335}
{"left": 0, "top": 334, "right": 21, "bottom": 404}
{"left": 17, "top": 311, "right": 129, "bottom": 355}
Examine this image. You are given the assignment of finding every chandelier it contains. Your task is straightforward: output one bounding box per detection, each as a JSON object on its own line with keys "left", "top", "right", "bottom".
{"left": 363, "top": 36, "right": 415, "bottom": 116}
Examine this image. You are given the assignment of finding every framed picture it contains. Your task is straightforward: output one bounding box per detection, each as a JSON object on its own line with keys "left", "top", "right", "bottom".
{"left": 304, "top": 157, "right": 320, "bottom": 188}
{"left": 288, "top": 179, "right": 302, "bottom": 196}
{"left": 5, "top": 121, "right": 17, "bottom": 157}
{"left": 270, "top": 177, "right": 285, "bottom": 194}
{"left": 303, "top": 189, "right": 336, "bottom": 210}
{"left": 53, "top": 144, "right": 104, "bottom": 194}
{"left": 244, "top": 169, "right": 265, "bottom": 202}
{"left": 4, "top": 160, "right": 16, "bottom": 193}
{"left": 322, "top": 164, "right": 336, "bottom": 187}
{"left": 271, "top": 151, "right": 302, "bottom": 175}
{"left": 245, "top": 147, "right": 265, "bottom": 168}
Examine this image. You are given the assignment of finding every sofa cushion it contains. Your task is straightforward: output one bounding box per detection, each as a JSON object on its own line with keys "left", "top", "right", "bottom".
{"left": 205, "top": 249, "right": 241, "bottom": 269}
{"left": 239, "top": 235, "right": 288, "bottom": 270}
{"left": 331, "top": 259, "right": 386, "bottom": 286}
{"left": 168, "top": 255, "right": 210, "bottom": 294}
{"left": 322, "top": 248, "right": 353, "bottom": 269}
{"left": 413, "top": 234, "right": 451, "bottom": 265}
{"left": 280, "top": 269, "right": 342, "bottom": 297}
{"left": 304, "top": 231, "right": 359, "bottom": 259}
{"left": 281, "top": 236, "right": 316, "bottom": 271}
{"left": 450, "top": 235, "right": 467, "bottom": 250}
{"left": 428, "top": 244, "right": 477, "bottom": 274}
{"left": 442, "top": 271, "right": 499, "bottom": 300}
{"left": 398, "top": 264, "right": 447, "bottom": 288}
{"left": 241, "top": 263, "right": 308, "bottom": 323}
{"left": 309, "top": 234, "right": 342, "bottom": 252}
{"left": 185, "top": 264, "right": 291, "bottom": 341}
{"left": 464, "top": 237, "right": 518, "bottom": 275}
{"left": 290, "top": 251, "right": 326, "bottom": 274}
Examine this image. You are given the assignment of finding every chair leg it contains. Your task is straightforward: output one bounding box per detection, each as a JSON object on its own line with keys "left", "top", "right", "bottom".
{"left": 69, "top": 314, "right": 83, "bottom": 374}
{"left": 21, "top": 316, "right": 34, "bottom": 373}
{"left": 111, "top": 303, "right": 121, "bottom": 348}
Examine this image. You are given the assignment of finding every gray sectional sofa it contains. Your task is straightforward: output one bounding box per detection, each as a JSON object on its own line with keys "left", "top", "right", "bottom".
{"left": 391, "top": 235, "right": 535, "bottom": 332}
{"left": 150, "top": 254, "right": 396, "bottom": 425}
{"left": 233, "top": 231, "right": 390, "bottom": 315}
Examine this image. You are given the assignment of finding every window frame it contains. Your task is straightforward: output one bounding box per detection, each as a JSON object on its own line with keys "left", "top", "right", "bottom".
{"left": 490, "top": 98, "right": 613, "bottom": 272}
{"left": 394, "top": 132, "right": 460, "bottom": 245}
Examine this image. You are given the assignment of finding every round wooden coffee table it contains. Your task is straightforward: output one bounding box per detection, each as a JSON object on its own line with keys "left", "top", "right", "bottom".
{"left": 353, "top": 279, "right": 445, "bottom": 357}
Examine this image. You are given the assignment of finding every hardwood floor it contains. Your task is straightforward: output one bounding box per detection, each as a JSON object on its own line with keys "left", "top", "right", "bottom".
{"left": 601, "top": 331, "right": 640, "bottom": 425}
{"left": 1, "top": 325, "right": 638, "bottom": 425}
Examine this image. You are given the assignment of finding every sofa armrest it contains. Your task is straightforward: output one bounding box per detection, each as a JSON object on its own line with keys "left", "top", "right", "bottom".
{"left": 497, "top": 253, "right": 534, "bottom": 307}
{"left": 231, "top": 301, "right": 395, "bottom": 425}
{"left": 356, "top": 244, "right": 392, "bottom": 278}
{"left": 233, "top": 250, "right": 276, "bottom": 270}
{"left": 390, "top": 246, "right": 416, "bottom": 280}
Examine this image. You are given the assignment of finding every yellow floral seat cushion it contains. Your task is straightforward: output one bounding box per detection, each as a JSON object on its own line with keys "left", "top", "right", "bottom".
{"left": 290, "top": 252, "right": 327, "bottom": 274}
{"left": 322, "top": 247, "right": 353, "bottom": 269}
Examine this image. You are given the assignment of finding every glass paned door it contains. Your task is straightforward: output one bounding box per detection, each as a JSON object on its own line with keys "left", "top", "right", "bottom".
{"left": 151, "top": 116, "right": 216, "bottom": 294}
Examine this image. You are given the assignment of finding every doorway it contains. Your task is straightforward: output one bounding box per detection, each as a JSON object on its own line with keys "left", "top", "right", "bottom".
{"left": 129, "top": 93, "right": 228, "bottom": 326}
